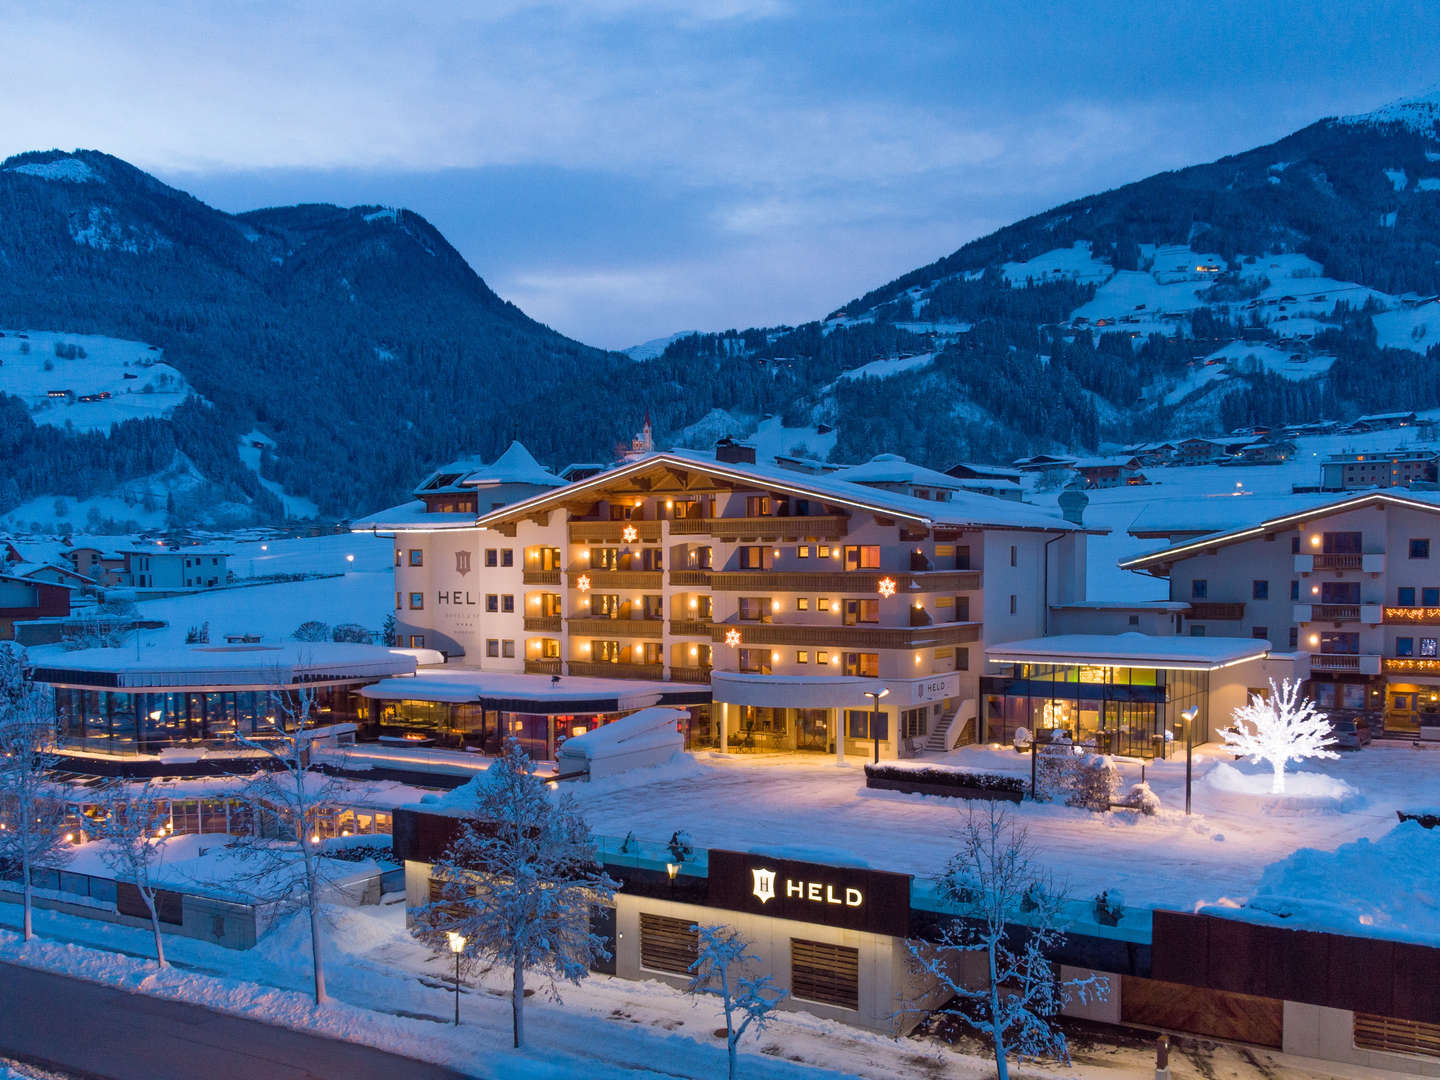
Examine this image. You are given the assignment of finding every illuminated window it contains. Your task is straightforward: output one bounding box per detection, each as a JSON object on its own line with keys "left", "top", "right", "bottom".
{"left": 796, "top": 650, "right": 809, "bottom": 664}
{"left": 817, "top": 598, "right": 831, "bottom": 612}
{"left": 797, "top": 597, "right": 809, "bottom": 610}
{"left": 797, "top": 545, "right": 811, "bottom": 558}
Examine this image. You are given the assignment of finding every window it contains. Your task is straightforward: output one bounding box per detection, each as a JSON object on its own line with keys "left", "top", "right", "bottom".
{"left": 746, "top": 495, "right": 773, "bottom": 516}
{"left": 738, "top": 546, "right": 769, "bottom": 570}
{"left": 1291, "top": 536, "right": 1300, "bottom": 554}
{"left": 817, "top": 598, "right": 831, "bottom": 612}
{"left": 1399, "top": 587, "right": 1417, "bottom": 606}
{"left": 844, "top": 709, "right": 887, "bottom": 740}
{"left": 797, "top": 545, "right": 811, "bottom": 559}
{"left": 502, "top": 595, "right": 515, "bottom": 613}
{"left": 1319, "top": 631, "right": 1360, "bottom": 654}
{"left": 485, "top": 549, "right": 498, "bottom": 567}
{"left": 1190, "top": 624, "right": 1206, "bottom": 637}
{"left": 639, "top": 913, "right": 699, "bottom": 975}
{"left": 594, "top": 640, "right": 622, "bottom": 662}
{"left": 843, "top": 599, "right": 879, "bottom": 625}
{"left": 796, "top": 650, "right": 809, "bottom": 664}
{"left": 409, "top": 592, "right": 424, "bottom": 610}
{"left": 593, "top": 593, "right": 621, "bottom": 617}
{"left": 1191, "top": 579, "right": 1208, "bottom": 600}
{"left": 1322, "top": 531, "right": 1363, "bottom": 554}
{"left": 1127, "top": 614, "right": 1140, "bottom": 626}
{"left": 501, "top": 549, "right": 514, "bottom": 567}
{"left": 502, "top": 640, "right": 515, "bottom": 658}
{"left": 842, "top": 546, "right": 880, "bottom": 570}
{"left": 956, "top": 647, "right": 969, "bottom": 671}
{"left": 1252, "top": 580, "right": 1269, "bottom": 600}
{"left": 901, "top": 707, "right": 930, "bottom": 739}
{"left": 1398, "top": 637, "right": 1415, "bottom": 657}
{"left": 818, "top": 545, "right": 831, "bottom": 559}
{"left": 739, "top": 648, "right": 771, "bottom": 674}
{"left": 408, "top": 634, "right": 425, "bottom": 648}
{"left": 1412, "top": 539, "right": 1431, "bottom": 559}
{"left": 591, "top": 547, "right": 620, "bottom": 570}
{"left": 791, "top": 939, "right": 859, "bottom": 1010}
{"left": 1252, "top": 626, "right": 1268, "bottom": 640}
{"left": 1009, "top": 595, "right": 1017, "bottom": 615}
{"left": 408, "top": 549, "right": 423, "bottom": 567}
{"left": 1290, "top": 580, "right": 1300, "bottom": 601}
{"left": 1288, "top": 627, "right": 1298, "bottom": 648}
{"left": 1426, "top": 587, "right": 1440, "bottom": 607}
{"left": 486, "top": 594, "right": 499, "bottom": 612}
{"left": 1009, "top": 545, "right": 1018, "bottom": 567}
{"left": 486, "top": 639, "right": 499, "bottom": 657}
{"left": 738, "top": 597, "right": 771, "bottom": 622}
{"left": 816, "top": 650, "right": 829, "bottom": 665}
{"left": 797, "top": 597, "right": 810, "bottom": 611}
{"left": 395, "top": 591, "right": 402, "bottom": 609}
{"left": 842, "top": 652, "right": 879, "bottom": 677}
{"left": 1424, "top": 638, "right": 1439, "bottom": 658}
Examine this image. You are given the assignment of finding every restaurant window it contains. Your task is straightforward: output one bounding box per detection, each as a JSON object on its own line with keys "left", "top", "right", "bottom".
{"left": 843, "top": 599, "right": 879, "bottom": 625}
{"left": 1192, "top": 579, "right": 1207, "bottom": 600}
{"left": 843, "top": 546, "right": 880, "bottom": 570}
{"left": 791, "top": 939, "right": 859, "bottom": 1010}
{"left": 409, "top": 592, "right": 424, "bottom": 610}
{"left": 1252, "top": 580, "right": 1269, "bottom": 600}
{"left": 639, "top": 913, "right": 699, "bottom": 975}
{"left": 408, "top": 549, "right": 423, "bottom": 567}
{"left": 842, "top": 652, "right": 879, "bottom": 677}
{"left": 1399, "top": 586, "right": 1417, "bottom": 606}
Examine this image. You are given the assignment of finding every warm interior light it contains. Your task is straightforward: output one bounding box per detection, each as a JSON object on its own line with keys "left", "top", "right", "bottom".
{"left": 1311, "top": 585, "right": 1319, "bottom": 595}
{"left": 689, "top": 598, "right": 698, "bottom": 609}
{"left": 771, "top": 600, "right": 780, "bottom": 612}
{"left": 1310, "top": 535, "right": 1321, "bottom": 548}
{"left": 689, "top": 646, "right": 698, "bottom": 657}
{"left": 581, "top": 642, "right": 591, "bottom": 651}
{"left": 1308, "top": 634, "right": 1319, "bottom": 646}
{"left": 771, "top": 651, "right": 780, "bottom": 662}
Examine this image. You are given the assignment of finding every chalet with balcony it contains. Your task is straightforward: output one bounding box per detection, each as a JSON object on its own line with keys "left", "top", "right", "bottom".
{"left": 1319, "top": 450, "right": 1438, "bottom": 492}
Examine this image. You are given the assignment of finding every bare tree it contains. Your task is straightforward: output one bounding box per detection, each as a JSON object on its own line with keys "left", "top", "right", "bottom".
{"left": 0, "top": 644, "right": 70, "bottom": 941}
{"left": 685, "top": 924, "right": 787, "bottom": 1080}
{"left": 414, "top": 736, "right": 616, "bottom": 1047}
{"left": 1223, "top": 677, "right": 1337, "bottom": 794}
{"left": 95, "top": 779, "right": 173, "bottom": 967}
{"left": 907, "top": 803, "right": 1107, "bottom": 1080}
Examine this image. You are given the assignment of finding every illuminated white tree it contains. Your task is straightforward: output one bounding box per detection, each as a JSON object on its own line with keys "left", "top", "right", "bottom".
{"left": 1222, "top": 678, "right": 1337, "bottom": 794}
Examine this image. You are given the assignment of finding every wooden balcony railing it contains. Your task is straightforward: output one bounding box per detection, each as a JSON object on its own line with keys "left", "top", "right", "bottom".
{"left": 565, "top": 661, "right": 664, "bottom": 680}
{"left": 567, "top": 617, "right": 664, "bottom": 638}
{"left": 523, "top": 615, "right": 561, "bottom": 633}
{"left": 708, "top": 570, "right": 981, "bottom": 593}
{"left": 668, "top": 619, "right": 713, "bottom": 637}
{"left": 668, "top": 665, "right": 712, "bottom": 684}
{"left": 1311, "top": 605, "right": 1360, "bottom": 621}
{"left": 521, "top": 569, "right": 561, "bottom": 585}
{"left": 1188, "top": 602, "right": 1245, "bottom": 620}
{"left": 523, "top": 659, "right": 562, "bottom": 676}
{"left": 567, "top": 520, "right": 663, "bottom": 543}
{"left": 571, "top": 570, "right": 663, "bottom": 589}
{"left": 668, "top": 570, "right": 713, "bottom": 587}
{"left": 1309, "top": 653, "right": 1383, "bottom": 673}
{"left": 668, "top": 515, "right": 850, "bottom": 540}
{"left": 711, "top": 621, "right": 979, "bottom": 649}
{"left": 1312, "top": 553, "right": 1363, "bottom": 570}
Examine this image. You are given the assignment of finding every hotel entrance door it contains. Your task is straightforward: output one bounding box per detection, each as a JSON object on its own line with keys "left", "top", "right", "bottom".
{"left": 795, "top": 708, "right": 830, "bottom": 752}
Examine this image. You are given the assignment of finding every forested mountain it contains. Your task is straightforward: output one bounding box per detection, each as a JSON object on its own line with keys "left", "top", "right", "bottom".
{"left": 3, "top": 88, "right": 1440, "bottom": 524}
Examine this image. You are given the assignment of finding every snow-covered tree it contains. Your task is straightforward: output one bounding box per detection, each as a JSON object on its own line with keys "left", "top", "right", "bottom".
{"left": 95, "top": 779, "right": 173, "bottom": 967}
{"left": 1222, "top": 677, "right": 1337, "bottom": 794}
{"left": 414, "top": 736, "right": 616, "bottom": 1047}
{"left": 685, "top": 924, "right": 787, "bottom": 1080}
{"left": 227, "top": 677, "right": 350, "bottom": 1005}
{"left": 907, "top": 803, "right": 1107, "bottom": 1080}
{"left": 0, "top": 644, "right": 70, "bottom": 941}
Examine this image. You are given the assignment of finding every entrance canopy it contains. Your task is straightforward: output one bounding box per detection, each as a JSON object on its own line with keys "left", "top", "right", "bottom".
{"left": 986, "top": 632, "right": 1271, "bottom": 672}
{"left": 360, "top": 668, "right": 710, "bottom": 714}
{"left": 712, "top": 671, "right": 887, "bottom": 708}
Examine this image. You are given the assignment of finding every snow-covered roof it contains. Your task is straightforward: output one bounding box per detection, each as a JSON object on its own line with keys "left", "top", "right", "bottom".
{"left": 1126, "top": 493, "right": 1329, "bottom": 538}
{"left": 986, "top": 632, "right": 1271, "bottom": 669}
{"left": 828, "top": 454, "right": 966, "bottom": 491}
{"left": 350, "top": 500, "right": 477, "bottom": 533}
{"left": 358, "top": 668, "right": 709, "bottom": 710}
{"left": 119, "top": 547, "right": 231, "bottom": 557}
{"left": 945, "top": 461, "right": 1023, "bottom": 481}
{"left": 30, "top": 642, "right": 417, "bottom": 689}
{"left": 1123, "top": 488, "right": 1440, "bottom": 571}
{"left": 459, "top": 441, "right": 564, "bottom": 489}
{"left": 0, "top": 572, "right": 80, "bottom": 591}
{"left": 8, "top": 561, "right": 94, "bottom": 583}
{"left": 1353, "top": 411, "right": 1418, "bottom": 424}
{"left": 1049, "top": 600, "right": 1190, "bottom": 612}
{"left": 711, "top": 671, "right": 887, "bottom": 707}
{"left": 474, "top": 451, "right": 1083, "bottom": 533}
{"left": 1071, "top": 456, "right": 1139, "bottom": 470}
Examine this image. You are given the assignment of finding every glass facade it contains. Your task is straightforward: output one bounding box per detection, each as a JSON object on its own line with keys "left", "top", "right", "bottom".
{"left": 53, "top": 684, "right": 368, "bottom": 755}
{"left": 982, "top": 663, "right": 1210, "bottom": 759}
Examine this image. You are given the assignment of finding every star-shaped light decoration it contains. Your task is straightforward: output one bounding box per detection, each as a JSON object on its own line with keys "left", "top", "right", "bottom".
{"left": 724, "top": 628, "right": 742, "bottom": 648}
{"left": 576, "top": 574, "right": 591, "bottom": 592}
{"left": 877, "top": 576, "right": 897, "bottom": 598}
{"left": 621, "top": 524, "right": 638, "bottom": 543}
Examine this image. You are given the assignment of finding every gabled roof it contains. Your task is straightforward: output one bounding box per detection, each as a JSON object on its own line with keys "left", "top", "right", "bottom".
{"left": 1121, "top": 488, "right": 1440, "bottom": 571}
{"left": 474, "top": 451, "right": 1082, "bottom": 533}
{"left": 0, "top": 572, "right": 80, "bottom": 591}
{"left": 828, "top": 454, "right": 966, "bottom": 491}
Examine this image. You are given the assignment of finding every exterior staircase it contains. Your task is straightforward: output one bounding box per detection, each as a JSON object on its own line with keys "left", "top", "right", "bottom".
{"left": 925, "top": 698, "right": 977, "bottom": 753}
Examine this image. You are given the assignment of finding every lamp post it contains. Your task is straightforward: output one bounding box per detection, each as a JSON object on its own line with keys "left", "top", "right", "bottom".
{"left": 865, "top": 688, "right": 890, "bottom": 764}
{"left": 446, "top": 931, "right": 466, "bottom": 1025}
{"left": 666, "top": 861, "right": 679, "bottom": 897}
{"left": 1178, "top": 706, "right": 1198, "bottom": 815}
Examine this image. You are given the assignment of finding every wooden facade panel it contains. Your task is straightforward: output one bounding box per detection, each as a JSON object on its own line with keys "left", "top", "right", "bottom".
{"left": 1121, "top": 975, "right": 1282, "bottom": 1048}
{"left": 1149, "top": 909, "right": 1209, "bottom": 984}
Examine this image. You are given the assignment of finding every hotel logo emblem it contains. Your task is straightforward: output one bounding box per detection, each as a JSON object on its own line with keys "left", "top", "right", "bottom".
{"left": 455, "top": 550, "right": 471, "bottom": 577}
{"left": 751, "top": 867, "right": 776, "bottom": 904}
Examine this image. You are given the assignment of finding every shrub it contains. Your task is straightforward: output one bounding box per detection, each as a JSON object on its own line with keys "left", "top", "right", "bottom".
{"left": 864, "top": 763, "right": 1026, "bottom": 795}
{"left": 292, "top": 620, "right": 330, "bottom": 642}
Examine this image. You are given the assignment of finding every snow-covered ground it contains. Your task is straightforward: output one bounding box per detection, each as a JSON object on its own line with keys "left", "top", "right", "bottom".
{"left": 0, "top": 329, "right": 193, "bottom": 432}
{"left": 236, "top": 430, "right": 320, "bottom": 520}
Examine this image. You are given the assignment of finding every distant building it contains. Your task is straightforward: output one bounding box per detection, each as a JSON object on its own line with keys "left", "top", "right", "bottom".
{"left": 65, "top": 546, "right": 126, "bottom": 586}
{"left": 124, "top": 548, "right": 230, "bottom": 590}
{"left": 1071, "top": 455, "right": 1146, "bottom": 489}
{"left": 1011, "top": 453, "right": 1077, "bottom": 473}
{"left": 829, "top": 454, "right": 972, "bottom": 502}
{"left": 0, "top": 572, "right": 74, "bottom": 639}
{"left": 943, "top": 461, "right": 1024, "bottom": 499}
{"left": 1319, "top": 450, "right": 1439, "bottom": 491}
{"left": 1349, "top": 411, "right": 1418, "bottom": 433}
{"left": 619, "top": 410, "right": 655, "bottom": 463}
{"left": 1174, "top": 438, "right": 1227, "bottom": 466}
{"left": 1232, "top": 440, "right": 1296, "bottom": 466}
{"left": 1121, "top": 441, "right": 1177, "bottom": 467}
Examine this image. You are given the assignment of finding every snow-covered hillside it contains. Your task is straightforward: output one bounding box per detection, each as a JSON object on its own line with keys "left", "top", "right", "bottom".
{"left": 237, "top": 430, "right": 320, "bottom": 520}
{"left": 0, "top": 329, "right": 193, "bottom": 432}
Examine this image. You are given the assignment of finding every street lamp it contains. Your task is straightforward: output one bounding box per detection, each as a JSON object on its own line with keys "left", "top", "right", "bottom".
{"left": 666, "top": 861, "right": 679, "bottom": 897}
{"left": 865, "top": 688, "right": 890, "bottom": 764}
{"left": 1178, "top": 706, "right": 1198, "bottom": 815}
{"left": 446, "top": 931, "right": 466, "bottom": 1025}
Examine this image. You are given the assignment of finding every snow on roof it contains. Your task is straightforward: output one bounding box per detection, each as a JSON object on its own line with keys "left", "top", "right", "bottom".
{"left": 476, "top": 451, "right": 1081, "bottom": 533}
{"left": 1071, "top": 456, "right": 1138, "bottom": 470}
{"left": 0, "top": 571, "right": 80, "bottom": 591}
{"left": 1123, "top": 488, "right": 1440, "bottom": 569}
{"left": 119, "top": 546, "right": 231, "bottom": 557}
{"left": 986, "top": 632, "right": 1270, "bottom": 669}
{"left": 31, "top": 642, "right": 417, "bottom": 688}
{"left": 459, "top": 441, "right": 564, "bottom": 489}
{"left": 8, "top": 561, "right": 93, "bottom": 583}
{"left": 350, "top": 500, "right": 477, "bottom": 533}
{"left": 1126, "top": 493, "right": 1325, "bottom": 537}
{"left": 1049, "top": 600, "right": 1190, "bottom": 611}
{"left": 1353, "top": 411, "right": 1418, "bottom": 423}
{"left": 828, "top": 454, "right": 966, "bottom": 491}
{"left": 945, "top": 461, "right": 1022, "bottom": 480}
{"left": 359, "top": 668, "right": 706, "bottom": 709}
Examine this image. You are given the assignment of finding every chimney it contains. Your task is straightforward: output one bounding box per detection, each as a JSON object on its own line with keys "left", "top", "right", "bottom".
{"left": 715, "top": 437, "right": 756, "bottom": 465}
{"left": 1057, "top": 485, "right": 1088, "bottom": 526}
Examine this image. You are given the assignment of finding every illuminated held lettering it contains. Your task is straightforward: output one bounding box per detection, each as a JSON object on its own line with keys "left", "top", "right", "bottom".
{"left": 786, "top": 879, "right": 803, "bottom": 899}
{"left": 846, "top": 888, "right": 861, "bottom": 907}
{"left": 807, "top": 882, "right": 821, "bottom": 902}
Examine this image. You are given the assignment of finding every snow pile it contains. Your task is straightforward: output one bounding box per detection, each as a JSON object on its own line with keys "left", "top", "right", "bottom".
{"left": 1214, "top": 821, "right": 1440, "bottom": 945}
{"left": 1195, "top": 761, "right": 1361, "bottom": 815}
{"left": 555, "top": 707, "right": 687, "bottom": 780}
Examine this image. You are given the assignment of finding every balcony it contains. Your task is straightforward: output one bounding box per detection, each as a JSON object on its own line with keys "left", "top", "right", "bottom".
{"left": 522, "top": 569, "right": 561, "bottom": 585}
{"left": 524, "top": 659, "right": 562, "bottom": 676}
{"left": 668, "top": 515, "right": 850, "bottom": 540}
{"left": 523, "top": 615, "right": 561, "bottom": 632}
{"left": 567, "top": 617, "right": 664, "bottom": 638}
{"left": 668, "top": 618, "right": 713, "bottom": 637}
{"left": 708, "top": 570, "right": 981, "bottom": 593}
{"left": 573, "top": 570, "right": 663, "bottom": 589}
{"left": 1309, "top": 653, "right": 1382, "bottom": 674}
{"left": 712, "top": 621, "right": 980, "bottom": 650}
{"left": 1382, "top": 657, "right": 1440, "bottom": 676}
{"left": 1295, "top": 553, "right": 1385, "bottom": 574}
{"left": 566, "top": 661, "right": 664, "bottom": 680}
{"left": 1296, "top": 603, "right": 1383, "bottom": 624}
{"left": 1383, "top": 606, "right": 1440, "bottom": 625}
{"left": 568, "top": 520, "right": 663, "bottom": 543}
{"left": 1188, "top": 602, "right": 1245, "bottom": 620}
{"left": 668, "top": 665, "right": 712, "bottom": 684}
{"left": 669, "top": 570, "right": 713, "bottom": 587}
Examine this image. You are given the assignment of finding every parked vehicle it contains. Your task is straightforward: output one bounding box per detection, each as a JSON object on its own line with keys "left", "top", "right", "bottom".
{"left": 1330, "top": 715, "right": 1373, "bottom": 750}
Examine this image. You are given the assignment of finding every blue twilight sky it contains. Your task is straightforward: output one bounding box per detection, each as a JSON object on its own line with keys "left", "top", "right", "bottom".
{"left": 4, "top": 1, "right": 1439, "bottom": 348}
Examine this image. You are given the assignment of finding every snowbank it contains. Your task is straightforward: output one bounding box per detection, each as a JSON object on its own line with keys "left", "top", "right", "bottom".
{"left": 1195, "top": 762, "right": 1362, "bottom": 815}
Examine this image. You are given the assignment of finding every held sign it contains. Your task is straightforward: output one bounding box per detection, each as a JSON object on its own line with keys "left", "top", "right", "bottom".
{"left": 708, "top": 850, "right": 911, "bottom": 936}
